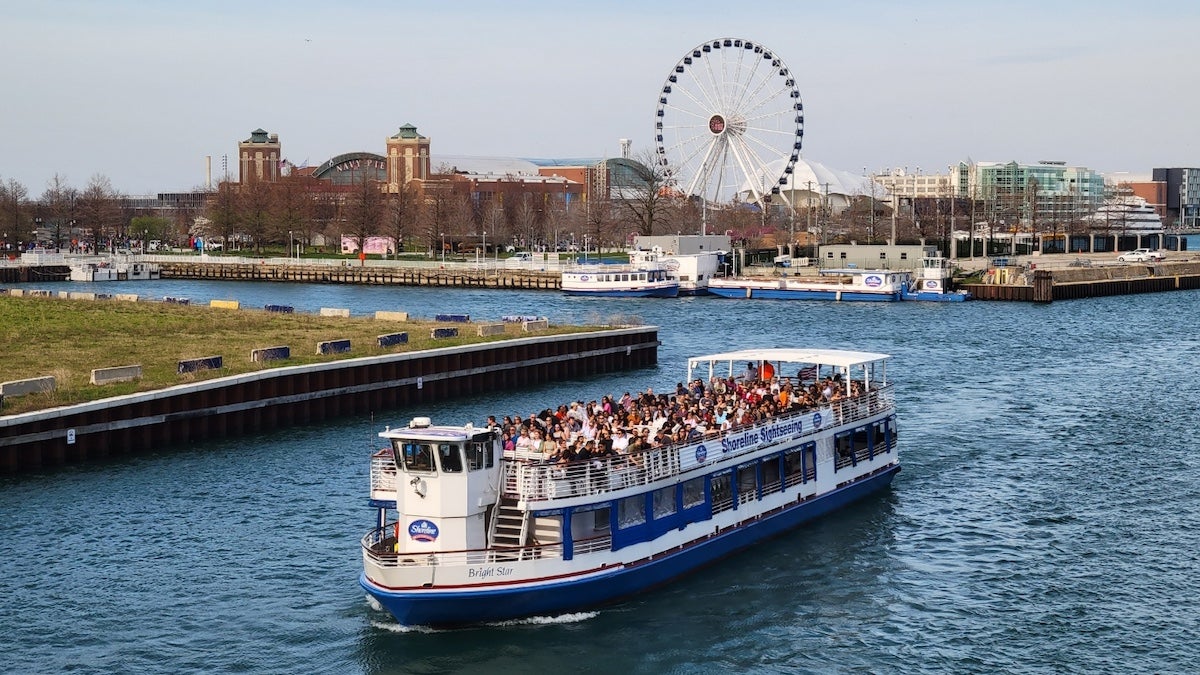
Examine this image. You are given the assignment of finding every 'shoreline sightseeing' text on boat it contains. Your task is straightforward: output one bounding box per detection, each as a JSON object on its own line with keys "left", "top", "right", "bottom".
{"left": 359, "top": 348, "right": 901, "bottom": 626}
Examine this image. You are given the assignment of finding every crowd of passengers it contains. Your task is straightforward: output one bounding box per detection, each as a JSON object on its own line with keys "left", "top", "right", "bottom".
{"left": 485, "top": 362, "right": 870, "bottom": 470}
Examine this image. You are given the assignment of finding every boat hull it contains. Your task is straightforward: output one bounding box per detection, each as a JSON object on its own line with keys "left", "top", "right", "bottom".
{"left": 562, "top": 285, "right": 680, "bottom": 298}
{"left": 707, "top": 284, "right": 901, "bottom": 302}
{"left": 362, "top": 464, "right": 899, "bottom": 626}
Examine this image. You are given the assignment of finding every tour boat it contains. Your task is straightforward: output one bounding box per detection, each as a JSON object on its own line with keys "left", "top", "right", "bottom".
{"left": 708, "top": 268, "right": 914, "bottom": 302}
{"left": 69, "top": 262, "right": 120, "bottom": 282}
{"left": 560, "top": 252, "right": 679, "bottom": 297}
{"left": 904, "top": 253, "right": 971, "bottom": 302}
{"left": 359, "top": 348, "right": 900, "bottom": 626}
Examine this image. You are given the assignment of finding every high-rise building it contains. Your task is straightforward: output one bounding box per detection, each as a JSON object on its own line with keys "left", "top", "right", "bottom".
{"left": 1150, "top": 168, "right": 1200, "bottom": 230}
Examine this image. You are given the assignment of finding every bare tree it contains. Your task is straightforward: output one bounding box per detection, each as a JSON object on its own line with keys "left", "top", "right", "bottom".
{"left": 384, "top": 164, "right": 418, "bottom": 254}
{"left": 613, "top": 151, "right": 675, "bottom": 237}
{"left": 43, "top": 175, "right": 81, "bottom": 251}
{"left": 239, "top": 177, "right": 275, "bottom": 253}
{"left": 273, "top": 174, "right": 312, "bottom": 253}
{"left": 0, "top": 177, "right": 29, "bottom": 250}
{"left": 204, "top": 181, "right": 240, "bottom": 251}
{"left": 344, "top": 173, "right": 385, "bottom": 256}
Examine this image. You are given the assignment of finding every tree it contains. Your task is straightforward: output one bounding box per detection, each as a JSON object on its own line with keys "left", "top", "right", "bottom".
{"left": 0, "top": 177, "right": 29, "bottom": 250}
{"left": 42, "top": 174, "right": 81, "bottom": 250}
{"left": 384, "top": 165, "right": 418, "bottom": 254}
{"left": 344, "top": 172, "right": 385, "bottom": 255}
{"left": 613, "top": 151, "right": 675, "bottom": 237}
{"left": 205, "top": 181, "right": 240, "bottom": 250}
{"left": 239, "top": 177, "right": 275, "bottom": 252}
{"left": 274, "top": 174, "right": 313, "bottom": 254}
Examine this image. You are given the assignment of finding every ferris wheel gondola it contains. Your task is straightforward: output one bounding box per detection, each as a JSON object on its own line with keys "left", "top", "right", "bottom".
{"left": 654, "top": 38, "right": 804, "bottom": 210}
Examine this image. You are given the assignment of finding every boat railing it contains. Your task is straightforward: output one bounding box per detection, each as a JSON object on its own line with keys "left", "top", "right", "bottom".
{"left": 370, "top": 449, "right": 397, "bottom": 496}
{"left": 501, "top": 384, "right": 894, "bottom": 502}
{"left": 362, "top": 526, "right": 614, "bottom": 567}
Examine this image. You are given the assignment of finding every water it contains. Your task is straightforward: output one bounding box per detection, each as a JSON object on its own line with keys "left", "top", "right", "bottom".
{"left": 4, "top": 279, "right": 1200, "bottom": 673}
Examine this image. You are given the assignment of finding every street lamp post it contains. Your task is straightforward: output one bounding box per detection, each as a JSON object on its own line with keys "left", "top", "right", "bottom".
{"left": 440, "top": 232, "right": 445, "bottom": 267}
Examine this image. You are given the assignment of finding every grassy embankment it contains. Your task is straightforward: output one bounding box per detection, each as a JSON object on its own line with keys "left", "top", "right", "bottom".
{"left": 0, "top": 295, "right": 597, "bottom": 416}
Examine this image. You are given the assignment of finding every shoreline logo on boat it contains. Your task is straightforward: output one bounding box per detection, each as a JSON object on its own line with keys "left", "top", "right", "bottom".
{"left": 812, "top": 412, "right": 822, "bottom": 429}
{"left": 408, "top": 519, "right": 439, "bottom": 542}
{"left": 864, "top": 275, "right": 883, "bottom": 288}
{"left": 695, "top": 444, "right": 707, "bottom": 463}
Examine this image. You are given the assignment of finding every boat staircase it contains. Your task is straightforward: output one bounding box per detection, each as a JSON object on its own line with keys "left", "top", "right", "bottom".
{"left": 488, "top": 496, "right": 530, "bottom": 561}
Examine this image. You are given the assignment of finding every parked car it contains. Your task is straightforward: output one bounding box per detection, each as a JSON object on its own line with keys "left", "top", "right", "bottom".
{"left": 504, "top": 251, "right": 534, "bottom": 268}
{"left": 1117, "top": 248, "right": 1164, "bottom": 263}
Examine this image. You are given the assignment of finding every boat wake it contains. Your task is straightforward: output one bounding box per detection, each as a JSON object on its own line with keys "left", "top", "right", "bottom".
{"left": 487, "top": 611, "right": 599, "bottom": 627}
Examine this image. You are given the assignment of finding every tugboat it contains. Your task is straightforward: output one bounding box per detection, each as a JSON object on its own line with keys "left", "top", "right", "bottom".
{"left": 359, "top": 348, "right": 901, "bottom": 626}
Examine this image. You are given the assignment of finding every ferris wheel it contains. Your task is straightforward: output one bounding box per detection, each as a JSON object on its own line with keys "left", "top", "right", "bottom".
{"left": 654, "top": 37, "right": 803, "bottom": 208}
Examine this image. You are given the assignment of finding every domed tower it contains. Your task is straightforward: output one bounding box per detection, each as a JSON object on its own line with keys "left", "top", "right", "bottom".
{"left": 238, "top": 128, "right": 281, "bottom": 183}
{"left": 386, "top": 123, "right": 431, "bottom": 191}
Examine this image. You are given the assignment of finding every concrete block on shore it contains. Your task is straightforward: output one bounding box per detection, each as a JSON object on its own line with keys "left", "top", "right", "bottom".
{"left": 251, "top": 346, "right": 291, "bottom": 362}
{"left": 1, "top": 376, "right": 57, "bottom": 397}
{"left": 374, "top": 311, "right": 409, "bottom": 322}
{"left": 115, "top": 293, "right": 139, "bottom": 302}
{"left": 210, "top": 299, "right": 240, "bottom": 310}
{"left": 164, "top": 296, "right": 190, "bottom": 305}
{"left": 264, "top": 304, "right": 294, "bottom": 314}
{"left": 177, "top": 355, "right": 223, "bottom": 375}
{"left": 523, "top": 319, "right": 550, "bottom": 332}
{"left": 377, "top": 332, "right": 408, "bottom": 348}
{"left": 432, "top": 327, "right": 459, "bottom": 339}
{"left": 317, "top": 339, "right": 352, "bottom": 355}
{"left": 57, "top": 291, "right": 69, "bottom": 298}
{"left": 90, "top": 365, "right": 142, "bottom": 385}
{"left": 69, "top": 292, "right": 97, "bottom": 301}
{"left": 477, "top": 323, "right": 505, "bottom": 337}
{"left": 8, "top": 289, "right": 23, "bottom": 297}
{"left": 320, "top": 307, "right": 351, "bottom": 317}
{"left": 435, "top": 313, "right": 470, "bottom": 322}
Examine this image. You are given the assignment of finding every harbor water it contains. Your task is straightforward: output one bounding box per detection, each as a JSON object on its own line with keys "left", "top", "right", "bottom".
{"left": 3, "top": 279, "right": 1200, "bottom": 673}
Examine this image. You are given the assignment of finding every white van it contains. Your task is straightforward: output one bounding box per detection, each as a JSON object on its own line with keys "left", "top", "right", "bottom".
{"left": 504, "top": 252, "right": 534, "bottom": 268}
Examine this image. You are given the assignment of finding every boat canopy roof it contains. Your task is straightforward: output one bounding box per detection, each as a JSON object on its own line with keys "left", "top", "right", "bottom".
{"left": 688, "top": 348, "right": 889, "bottom": 371}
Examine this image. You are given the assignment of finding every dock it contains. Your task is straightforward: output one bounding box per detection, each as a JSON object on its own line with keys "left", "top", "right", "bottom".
{"left": 158, "top": 261, "right": 563, "bottom": 289}
{"left": 964, "top": 259, "right": 1200, "bottom": 302}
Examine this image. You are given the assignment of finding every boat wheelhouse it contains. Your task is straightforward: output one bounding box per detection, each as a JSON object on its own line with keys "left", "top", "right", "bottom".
{"left": 360, "top": 348, "right": 901, "bottom": 627}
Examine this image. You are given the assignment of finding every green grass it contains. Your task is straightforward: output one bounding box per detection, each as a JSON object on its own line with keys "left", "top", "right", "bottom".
{"left": 0, "top": 295, "right": 594, "bottom": 415}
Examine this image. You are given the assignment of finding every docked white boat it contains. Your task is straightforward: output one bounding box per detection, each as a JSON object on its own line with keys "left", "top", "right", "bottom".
{"left": 69, "top": 262, "right": 119, "bottom": 282}
{"left": 654, "top": 249, "right": 727, "bottom": 295}
{"left": 1087, "top": 197, "right": 1164, "bottom": 234}
{"left": 561, "top": 251, "right": 679, "bottom": 297}
{"left": 68, "top": 259, "right": 160, "bottom": 282}
{"left": 360, "top": 348, "right": 900, "bottom": 626}
{"left": 708, "top": 268, "right": 914, "bottom": 302}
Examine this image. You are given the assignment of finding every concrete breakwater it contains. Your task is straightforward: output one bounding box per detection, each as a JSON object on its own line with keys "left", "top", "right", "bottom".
{"left": 160, "top": 261, "right": 562, "bottom": 289}
{"left": 0, "top": 326, "right": 658, "bottom": 475}
{"left": 964, "top": 260, "right": 1200, "bottom": 302}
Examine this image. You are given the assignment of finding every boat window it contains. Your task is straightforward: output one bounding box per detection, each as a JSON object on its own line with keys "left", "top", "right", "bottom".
{"left": 437, "top": 443, "right": 464, "bottom": 473}
{"left": 617, "top": 495, "right": 646, "bottom": 528}
{"left": 400, "top": 442, "right": 435, "bottom": 473}
{"left": 711, "top": 472, "right": 733, "bottom": 514}
{"left": 466, "top": 441, "right": 493, "bottom": 470}
{"left": 834, "top": 432, "right": 853, "bottom": 471}
{"left": 887, "top": 416, "right": 898, "bottom": 449}
{"left": 653, "top": 486, "right": 677, "bottom": 519}
{"left": 737, "top": 465, "right": 757, "bottom": 504}
{"left": 761, "top": 455, "right": 781, "bottom": 495}
{"left": 682, "top": 477, "right": 705, "bottom": 509}
{"left": 593, "top": 507, "right": 611, "bottom": 532}
{"left": 872, "top": 422, "right": 887, "bottom": 455}
{"left": 784, "top": 449, "right": 804, "bottom": 486}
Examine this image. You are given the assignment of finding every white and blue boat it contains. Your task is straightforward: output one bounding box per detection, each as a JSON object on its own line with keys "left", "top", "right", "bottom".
{"left": 560, "top": 250, "right": 680, "bottom": 297}
{"left": 707, "top": 254, "right": 970, "bottom": 302}
{"left": 708, "top": 268, "right": 913, "bottom": 301}
{"left": 360, "top": 348, "right": 900, "bottom": 627}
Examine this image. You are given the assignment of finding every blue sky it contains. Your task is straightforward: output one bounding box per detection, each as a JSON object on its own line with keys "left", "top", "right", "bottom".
{"left": 2, "top": 0, "right": 1197, "bottom": 195}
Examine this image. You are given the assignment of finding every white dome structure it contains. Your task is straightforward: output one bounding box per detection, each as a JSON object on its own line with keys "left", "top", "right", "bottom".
{"left": 739, "top": 158, "right": 880, "bottom": 215}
